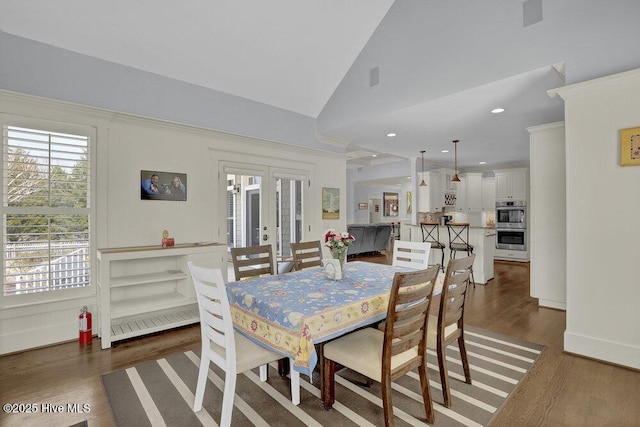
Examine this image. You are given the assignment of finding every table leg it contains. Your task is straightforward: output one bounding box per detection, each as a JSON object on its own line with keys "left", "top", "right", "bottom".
{"left": 290, "top": 364, "right": 300, "bottom": 405}
{"left": 278, "top": 358, "right": 290, "bottom": 376}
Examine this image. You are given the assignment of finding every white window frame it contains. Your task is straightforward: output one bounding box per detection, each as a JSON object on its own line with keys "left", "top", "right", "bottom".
{"left": 0, "top": 114, "right": 97, "bottom": 308}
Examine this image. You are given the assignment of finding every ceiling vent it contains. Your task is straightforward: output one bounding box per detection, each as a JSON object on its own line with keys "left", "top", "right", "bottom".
{"left": 369, "top": 66, "right": 380, "bottom": 87}
{"left": 523, "top": 0, "right": 543, "bottom": 27}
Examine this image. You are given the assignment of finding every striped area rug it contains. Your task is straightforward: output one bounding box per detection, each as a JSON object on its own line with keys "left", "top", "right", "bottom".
{"left": 101, "top": 326, "right": 544, "bottom": 426}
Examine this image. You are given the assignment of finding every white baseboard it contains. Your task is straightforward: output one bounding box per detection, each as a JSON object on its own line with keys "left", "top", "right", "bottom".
{"left": 539, "top": 299, "right": 566, "bottom": 310}
{"left": 0, "top": 319, "right": 79, "bottom": 355}
{"left": 564, "top": 331, "right": 640, "bottom": 370}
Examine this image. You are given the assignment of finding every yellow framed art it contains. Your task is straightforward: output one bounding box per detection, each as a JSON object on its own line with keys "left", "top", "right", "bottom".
{"left": 620, "top": 126, "right": 640, "bottom": 166}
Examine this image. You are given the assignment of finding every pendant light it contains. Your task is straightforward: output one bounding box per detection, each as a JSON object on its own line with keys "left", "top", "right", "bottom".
{"left": 451, "top": 139, "right": 461, "bottom": 182}
{"left": 419, "top": 150, "right": 427, "bottom": 186}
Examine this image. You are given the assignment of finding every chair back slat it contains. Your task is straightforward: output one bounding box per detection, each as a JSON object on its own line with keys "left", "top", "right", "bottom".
{"left": 394, "top": 299, "right": 429, "bottom": 323}
{"left": 390, "top": 330, "right": 423, "bottom": 355}
{"left": 291, "top": 240, "right": 323, "bottom": 271}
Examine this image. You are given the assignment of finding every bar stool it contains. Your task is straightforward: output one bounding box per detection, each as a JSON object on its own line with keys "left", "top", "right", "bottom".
{"left": 420, "top": 222, "right": 446, "bottom": 272}
{"left": 446, "top": 223, "right": 475, "bottom": 287}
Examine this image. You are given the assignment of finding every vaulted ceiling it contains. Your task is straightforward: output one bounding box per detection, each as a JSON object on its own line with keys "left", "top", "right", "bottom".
{"left": 2, "top": 0, "right": 640, "bottom": 176}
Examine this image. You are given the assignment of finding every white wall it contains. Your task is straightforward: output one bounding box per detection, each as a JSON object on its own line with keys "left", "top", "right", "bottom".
{"left": 553, "top": 69, "right": 640, "bottom": 369}
{"left": 528, "top": 122, "right": 566, "bottom": 310}
{"left": 347, "top": 158, "right": 417, "bottom": 224}
{"left": 0, "top": 91, "right": 346, "bottom": 354}
{"left": 351, "top": 183, "right": 412, "bottom": 224}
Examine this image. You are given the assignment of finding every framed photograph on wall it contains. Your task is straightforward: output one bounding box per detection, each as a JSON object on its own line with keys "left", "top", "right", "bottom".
{"left": 620, "top": 126, "right": 640, "bottom": 166}
{"left": 141, "top": 170, "right": 187, "bottom": 201}
{"left": 383, "top": 192, "right": 399, "bottom": 217}
{"left": 322, "top": 187, "right": 340, "bottom": 219}
{"left": 358, "top": 202, "right": 368, "bottom": 210}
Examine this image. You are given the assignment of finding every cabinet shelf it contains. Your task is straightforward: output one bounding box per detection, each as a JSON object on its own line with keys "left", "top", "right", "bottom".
{"left": 111, "top": 292, "right": 195, "bottom": 318}
{"left": 110, "top": 305, "right": 199, "bottom": 343}
{"left": 110, "top": 270, "right": 187, "bottom": 288}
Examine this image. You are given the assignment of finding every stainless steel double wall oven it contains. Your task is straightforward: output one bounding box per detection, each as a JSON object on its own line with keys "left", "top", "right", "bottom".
{"left": 495, "top": 200, "right": 526, "bottom": 250}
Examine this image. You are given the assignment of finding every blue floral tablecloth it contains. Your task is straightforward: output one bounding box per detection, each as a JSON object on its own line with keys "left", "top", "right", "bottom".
{"left": 227, "top": 261, "right": 409, "bottom": 376}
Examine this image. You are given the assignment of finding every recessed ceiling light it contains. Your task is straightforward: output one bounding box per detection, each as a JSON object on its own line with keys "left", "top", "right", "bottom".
{"left": 406, "top": 176, "right": 411, "bottom": 179}
{"left": 479, "top": 161, "right": 487, "bottom": 165}
{"left": 491, "top": 108, "right": 505, "bottom": 114}
{"left": 372, "top": 154, "right": 378, "bottom": 157}
{"left": 441, "top": 150, "right": 449, "bottom": 153}
{"left": 386, "top": 133, "right": 396, "bottom": 137}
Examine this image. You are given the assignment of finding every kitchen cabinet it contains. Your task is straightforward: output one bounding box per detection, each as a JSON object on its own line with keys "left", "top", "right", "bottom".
{"left": 453, "top": 173, "right": 482, "bottom": 212}
{"left": 453, "top": 179, "right": 465, "bottom": 211}
{"left": 97, "top": 242, "right": 226, "bottom": 349}
{"left": 417, "top": 171, "right": 444, "bottom": 212}
{"left": 494, "top": 168, "right": 528, "bottom": 200}
{"left": 481, "top": 178, "right": 496, "bottom": 211}
{"left": 443, "top": 170, "right": 457, "bottom": 208}
{"left": 494, "top": 247, "right": 529, "bottom": 261}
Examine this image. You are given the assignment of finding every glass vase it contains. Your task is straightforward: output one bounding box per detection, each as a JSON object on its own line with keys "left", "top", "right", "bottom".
{"left": 335, "top": 251, "right": 346, "bottom": 277}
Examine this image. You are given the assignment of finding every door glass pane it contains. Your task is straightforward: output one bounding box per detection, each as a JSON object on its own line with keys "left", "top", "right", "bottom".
{"left": 275, "top": 177, "right": 304, "bottom": 259}
{"left": 226, "top": 174, "right": 262, "bottom": 250}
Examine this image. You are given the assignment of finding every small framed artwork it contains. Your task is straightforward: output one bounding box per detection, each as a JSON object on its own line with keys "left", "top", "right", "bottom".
{"left": 383, "top": 192, "right": 399, "bottom": 217}
{"left": 406, "top": 191, "right": 413, "bottom": 214}
{"left": 322, "top": 187, "right": 340, "bottom": 219}
{"left": 620, "top": 126, "right": 640, "bottom": 166}
{"left": 358, "top": 202, "right": 368, "bottom": 210}
{"left": 141, "top": 170, "right": 187, "bottom": 201}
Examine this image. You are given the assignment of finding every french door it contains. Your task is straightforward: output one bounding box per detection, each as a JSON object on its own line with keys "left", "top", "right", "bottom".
{"left": 220, "top": 161, "right": 308, "bottom": 271}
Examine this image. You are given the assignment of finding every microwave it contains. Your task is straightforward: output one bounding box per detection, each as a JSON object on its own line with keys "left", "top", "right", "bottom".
{"left": 496, "top": 200, "right": 526, "bottom": 229}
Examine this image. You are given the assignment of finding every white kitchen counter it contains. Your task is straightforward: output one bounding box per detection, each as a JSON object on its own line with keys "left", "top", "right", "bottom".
{"left": 400, "top": 223, "right": 495, "bottom": 284}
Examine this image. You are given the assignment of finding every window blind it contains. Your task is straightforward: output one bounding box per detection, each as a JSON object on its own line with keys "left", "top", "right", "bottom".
{"left": 3, "top": 125, "right": 91, "bottom": 295}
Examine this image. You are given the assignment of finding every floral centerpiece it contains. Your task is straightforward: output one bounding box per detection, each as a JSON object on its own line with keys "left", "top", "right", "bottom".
{"left": 323, "top": 229, "right": 355, "bottom": 271}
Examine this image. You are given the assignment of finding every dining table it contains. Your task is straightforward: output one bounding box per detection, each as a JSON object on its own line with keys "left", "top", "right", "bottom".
{"left": 226, "top": 260, "right": 444, "bottom": 405}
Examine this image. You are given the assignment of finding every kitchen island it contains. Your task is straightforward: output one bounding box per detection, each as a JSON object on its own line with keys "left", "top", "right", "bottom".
{"left": 399, "top": 222, "right": 495, "bottom": 284}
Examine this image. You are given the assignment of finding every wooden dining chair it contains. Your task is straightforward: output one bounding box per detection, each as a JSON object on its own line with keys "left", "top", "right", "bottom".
{"left": 188, "top": 263, "right": 289, "bottom": 426}
{"left": 230, "top": 244, "right": 275, "bottom": 280}
{"left": 391, "top": 240, "right": 431, "bottom": 270}
{"left": 426, "top": 253, "right": 475, "bottom": 408}
{"left": 291, "top": 240, "right": 323, "bottom": 271}
{"left": 322, "top": 265, "right": 440, "bottom": 426}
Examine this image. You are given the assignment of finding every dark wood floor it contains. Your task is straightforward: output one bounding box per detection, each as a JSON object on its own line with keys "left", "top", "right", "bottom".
{"left": 1, "top": 254, "right": 638, "bottom": 426}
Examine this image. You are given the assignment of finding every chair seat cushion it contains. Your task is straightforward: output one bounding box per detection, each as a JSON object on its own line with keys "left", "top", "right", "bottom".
{"left": 430, "top": 241, "right": 446, "bottom": 249}
{"left": 450, "top": 243, "right": 473, "bottom": 251}
{"left": 426, "top": 315, "right": 458, "bottom": 349}
{"left": 323, "top": 327, "right": 418, "bottom": 382}
{"left": 209, "top": 331, "right": 281, "bottom": 373}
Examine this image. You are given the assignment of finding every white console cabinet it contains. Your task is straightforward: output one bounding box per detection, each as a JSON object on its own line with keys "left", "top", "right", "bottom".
{"left": 97, "top": 242, "right": 226, "bottom": 349}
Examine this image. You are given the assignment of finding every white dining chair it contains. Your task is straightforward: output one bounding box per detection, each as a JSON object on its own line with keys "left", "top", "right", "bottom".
{"left": 391, "top": 240, "right": 431, "bottom": 270}
{"left": 188, "top": 262, "right": 293, "bottom": 426}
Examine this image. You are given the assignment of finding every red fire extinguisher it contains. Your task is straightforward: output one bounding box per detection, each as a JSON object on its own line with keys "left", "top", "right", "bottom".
{"left": 79, "top": 306, "right": 92, "bottom": 344}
